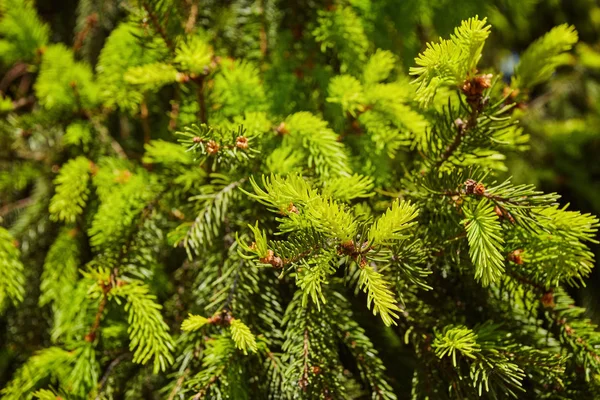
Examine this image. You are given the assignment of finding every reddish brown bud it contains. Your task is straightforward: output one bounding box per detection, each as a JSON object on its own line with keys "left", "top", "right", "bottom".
{"left": 298, "top": 377, "right": 308, "bottom": 390}
{"left": 175, "top": 72, "right": 190, "bottom": 83}
{"left": 462, "top": 74, "right": 493, "bottom": 97}
{"left": 235, "top": 136, "right": 248, "bottom": 150}
{"left": 192, "top": 136, "right": 203, "bottom": 143}
{"left": 260, "top": 249, "right": 283, "bottom": 269}
{"left": 276, "top": 122, "right": 289, "bottom": 135}
{"left": 206, "top": 140, "right": 220, "bottom": 154}
{"left": 494, "top": 205, "right": 503, "bottom": 218}
{"left": 541, "top": 291, "right": 555, "bottom": 308}
{"left": 565, "top": 325, "right": 574, "bottom": 335}
{"left": 271, "top": 256, "right": 283, "bottom": 269}
{"left": 474, "top": 182, "right": 486, "bottom": 196}
{"left": 464, "top": 179, "right": 477, "bottom": 194}
{"left": 287, "top": 203, "right": 299, "bottom": 214}
{"left": 312, "top": 366, "right": 321, "bottom": 374}
{"left": 508, "top": 249, "right": 524, "bottom": 265}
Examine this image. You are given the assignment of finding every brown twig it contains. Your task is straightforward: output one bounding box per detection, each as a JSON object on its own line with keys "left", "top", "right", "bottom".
{"left": 168, "top": 368, "right": 190, "bottom": 400}
{"left": 11, "top": 95, "right": 35, "bottom": 111}
{"left": 185, "top": 0, "right": 198, "bottom": 33}
{"left": 85, "top": 281, "right": 111, "bottom": 343}
{"left": 74, "top": 13, "right": 99, "bottom": 52}
{"left": 192, "top": 76, "right": 207, "bottom": 124}
{"left": 0, "top": 62, "right": 28, "bottom": 94}
{"left": 258, "top": 0, "right": 267, "bottom": 57}
{"left": 0, "top": 197, "right": 32, "bottom": 218}
{"left": 143, "top": 2, "right": 175, "bottom": 52}
{"left": 299, "top": 329, "right": 310, "bottom": 390}
{"left": 95, "top": 352, "right": 131, "bottom": 399}
{"left": 140, "top": 98, "right": 151, "bottom": 144}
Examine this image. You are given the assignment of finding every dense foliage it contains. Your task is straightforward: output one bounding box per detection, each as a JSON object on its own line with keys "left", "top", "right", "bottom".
{"left": 1, "top": 1, "right": 600, "bottom": 399}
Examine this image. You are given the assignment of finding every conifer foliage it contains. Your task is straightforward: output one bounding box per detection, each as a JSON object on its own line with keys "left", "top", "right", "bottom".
{"left": 1, "top": 1, "right": 599, "bottom": 399}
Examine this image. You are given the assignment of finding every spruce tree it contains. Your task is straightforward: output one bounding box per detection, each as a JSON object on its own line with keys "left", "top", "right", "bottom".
{"left": 1, "top": 1, "right": 599, "bottom": 399}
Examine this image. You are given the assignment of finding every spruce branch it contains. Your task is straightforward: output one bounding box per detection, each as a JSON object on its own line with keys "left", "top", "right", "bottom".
{"left": 357, "top": 265, "right": 401, "bottom": 327}
{"left": 463, "top": 199, "right": 505, "bottom": 286}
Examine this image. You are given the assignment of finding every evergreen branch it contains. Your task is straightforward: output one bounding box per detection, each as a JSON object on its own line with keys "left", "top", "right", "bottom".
{"left": 172, "top": 177, "right": 244, "bottom": 257}
{"left": 513, "top": 24, "right": 578, "bottom": 90}
{"left": 357, "top": 265, "right": 401, "bottom": 326}
{"left": 433, "top": 325, "right": 481, "bottom": 366}
{"left": 296, "top": 252, "right": 336, "bottom": 310}
{"left": 546, "top": 288, "right": 600, "bottom": 380}
{"left": 110, "top": 280, "right": 175, "bottom": 373}
{"left": 0, "top": 226, "right": 25, "bottom": 307}
{"left": 48, "top": 156, "right": 92, "bottom": 223}
{"left": 284, "top": 112, "right": 351, "bottom": 178}
{"left": 40, "top": 228, "right": 79, "bottom": 306}
{"left": 463, "top": 199, "right": 505, "bottom": 286}
{"left": 181, "top": 314, "right": 209, "bottom": 331}
{"left": 95, "top": 352, "right": 131, "bottom": 399}
{"left": 332, "top": 291, "right": 397, "bottom": 400}
{"left": 142, "top": 2, "right": 175, "bottom": 52}
{"left": 1, "top": 347, "right": 73, "bottom": 399}
{"left": 368, "top": 199, "right": 419, "bottom": 246}
{"left": 0, "top": 196, "right": 32, "bottom": 218}
{"left": 229, "top": 319, "right": 258, "bottom": 355}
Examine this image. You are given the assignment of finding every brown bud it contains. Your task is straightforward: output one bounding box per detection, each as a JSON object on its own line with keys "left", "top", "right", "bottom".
{"left": 508, "top": 249, "right": 523, "bottom": 265}
{"left": 298, "top": 377, "right": 308, "bottom": 390}
{"left": 85, "top": 332, "right": 96, "bottom": 343}
{"left": 494, "top": 205, "right": 503, "bottom": 218}
{"left": 89, "top": 161, "right": 98, "bottom": 176}
{"left": 175, "top": 72, "right": 190, "bottom": 83}
{"left": 271, "top": 256, "right": 283, "bottom": 269}
{"left": 206, "top": 140, "right": 220, "bottom": 154}
{"left": 464, "top": 179, "right": 477, "bottom": 194}
{"left": 235, "top": 136, "right": 248, "bottom": 150}
{"left": 287, "top": 203, "right": 299, "bottom": 214}
{"left": 474, "top": 73, "right": 493, "bottom": 89}
{"left": 340, "top": 240, "right": 354, "bottom": 252}
{"left": 312, "top": 366, "right": 321, "bottom": 374}
{"left": 541, "top": 291, "right": 555, "bottom": 308}
{"left": 474, "top": 182, "right": 486, "bottom": 196}
{"left": 192, "top": 136, "right": 203, "bottom": 144}
{"left": 260, "top": 249, "right": 275, "bottom": 264}
{"left": 276, "top": 122, "right": 289, "bottom": 135}
{"left": 223, "top": 312, "right": 233, "bottom": 325}
{"left": 260, "top": 249, "right": 283, "bottom": 268}
{"left": 462, "top": 74, "right": 493, "bottom": 97}
{"left": 565, "top": 325, "right": 574, "bottom": 335}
